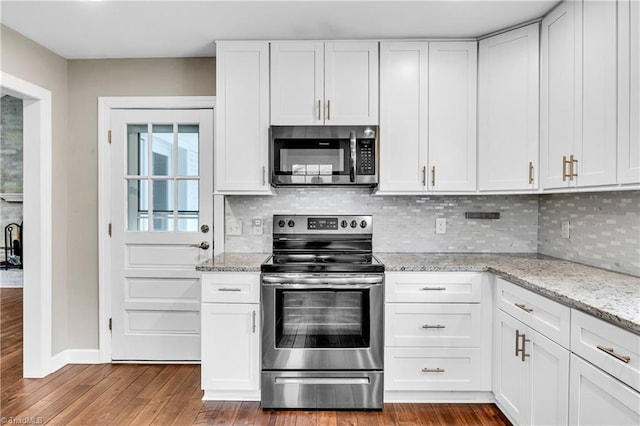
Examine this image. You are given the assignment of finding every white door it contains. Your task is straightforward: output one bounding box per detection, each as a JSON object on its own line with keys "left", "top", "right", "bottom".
{"left": 110, "top": 109, "right": 213, "bottom": 361}
{"left": 428, "top": 41, "right": 477, "bottom": 192}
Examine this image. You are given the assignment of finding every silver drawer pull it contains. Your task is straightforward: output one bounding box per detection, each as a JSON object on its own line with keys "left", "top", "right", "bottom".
{"left": 515, "top": 303, "right": 533, "bottom": 313}
{"left": 218, "top": 288, "right": 242, "bottom": 292}
{"left": 421, "top": 287, "right": 446, "bottom": 291}
{"left": 422, "top": 324, "right": 445, "bottom": 329}
{"left": 421, "top": 368, "right": 445, "bottom": 373}
{"left": 597, "top": 345, "right": 631, "bottom": 363}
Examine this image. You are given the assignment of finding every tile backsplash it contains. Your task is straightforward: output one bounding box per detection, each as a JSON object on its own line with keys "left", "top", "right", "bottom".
{"left": 224, "top": 188, "right": 539, "bottom": 253}
{"left": 538, "top": 191, "right": 640, "bottom": 277}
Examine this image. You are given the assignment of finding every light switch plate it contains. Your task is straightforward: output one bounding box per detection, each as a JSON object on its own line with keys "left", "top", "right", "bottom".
{"left": 561, "top": 220, "right": 570, "bottom": 239}
{"left": 435, "top": 218, "right": 447, "bottom": 234}
{"left": 252, "top": 218, "right": 263, "bottom": 235}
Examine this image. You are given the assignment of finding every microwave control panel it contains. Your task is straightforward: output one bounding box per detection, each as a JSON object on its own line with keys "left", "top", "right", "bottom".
{"left": 357, "top": 140, "right": 376, "bottom": 175}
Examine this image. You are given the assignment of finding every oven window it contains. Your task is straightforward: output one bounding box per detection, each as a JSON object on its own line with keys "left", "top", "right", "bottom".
{"left": 275, "top": 289, "right": 370, "bottom": 348}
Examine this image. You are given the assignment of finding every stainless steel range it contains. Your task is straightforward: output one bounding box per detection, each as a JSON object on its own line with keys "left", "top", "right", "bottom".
{"left": 260, "top": 215, "right": 384, "bottom": 410}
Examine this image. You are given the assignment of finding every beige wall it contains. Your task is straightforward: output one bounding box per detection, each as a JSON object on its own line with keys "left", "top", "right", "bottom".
{"left": 67, "top": 58, "right": 215, "bottom": 348}
{"left": 1, "top": 24, "right": 70, "bottom": 355}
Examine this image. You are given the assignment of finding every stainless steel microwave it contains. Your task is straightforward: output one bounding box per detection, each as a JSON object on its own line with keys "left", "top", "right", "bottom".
{"left": 270, "top": 125, "right": 379, "bottom": 187}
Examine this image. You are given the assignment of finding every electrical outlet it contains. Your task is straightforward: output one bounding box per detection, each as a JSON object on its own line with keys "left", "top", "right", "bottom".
{"left": 252, "top": 218, "right": 263, "bottom": 235}
{"left": 435, "top": 218, "right": 447, "bottom": 234}
{"left": 561, "top": 220, "right": 570, "bottom": 239}
{"left": 226, "top": 219, "right": 242, "bottom": 236}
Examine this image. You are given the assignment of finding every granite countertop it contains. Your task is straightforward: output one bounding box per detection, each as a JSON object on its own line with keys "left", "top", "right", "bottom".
{"left": 376, "top": 253, "right": 640, "bottom": 334}
{"left": 196, "top": 252, "right": 270, "bottom": 272}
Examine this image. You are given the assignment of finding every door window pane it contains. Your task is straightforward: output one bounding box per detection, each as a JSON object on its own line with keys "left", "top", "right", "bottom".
{"left": 127, "top": 124, "right": 148, "bottom": 175}
{"left": 152, "top": 124, "right": 173, "bottom": 176}
{"left": 178, "top": 125, "right": 199, "bottom": 176}
{"left": 153, "top": 180, "right": 173, "bottom": 231}
{"left": 177, "top": 180, "right": 199, "bottom": 232}
{"left": 127, "top": 179, "right": 149, "bottom": 231}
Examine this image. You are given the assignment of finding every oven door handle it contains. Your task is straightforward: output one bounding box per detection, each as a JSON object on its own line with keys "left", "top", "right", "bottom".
{"left": 262, "top": 275, "right": 383, "bottom": 286}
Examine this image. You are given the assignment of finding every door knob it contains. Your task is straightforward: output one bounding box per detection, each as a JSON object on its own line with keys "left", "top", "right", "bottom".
{"left": 190, "top": 241, "right": 210, "bottom": 250}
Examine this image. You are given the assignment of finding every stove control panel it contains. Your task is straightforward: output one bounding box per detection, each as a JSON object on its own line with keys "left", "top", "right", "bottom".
{"left": 273, "top": 215, "right": 372, "bottom": 234}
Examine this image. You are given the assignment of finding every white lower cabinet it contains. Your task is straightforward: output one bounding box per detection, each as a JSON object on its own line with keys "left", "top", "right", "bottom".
{"left": 384, "top": 272, "right": 492, "bottom": 402}
{"left": 201, "top": 272, "right": 260, "bottom": 400}
{"left": 493, "top": 309, "right": 569, "bottom": 426}
{"left": 569, "top": 354, "right": 640, "bottom": 425}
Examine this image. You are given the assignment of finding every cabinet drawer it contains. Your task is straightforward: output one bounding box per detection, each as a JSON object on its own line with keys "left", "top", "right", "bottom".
{"left": 385, "top": 273, "right": 482, "bottom": 303}
{"left": 384, "top": 347, "right": 483, "bottom": 391}
{"left": 385, "top": 303, "right": 481, "bottom": 347}
{"left": 496, "top": 278, "right": 570, "bottom": 348}
{"left": 571, "top": 309, "right": 640, "bottom": 392}
{"left": 201, "top": 273, "right": 260, "bottom": 303}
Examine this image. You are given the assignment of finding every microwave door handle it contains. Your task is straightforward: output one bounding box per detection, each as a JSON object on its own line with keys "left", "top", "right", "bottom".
{"left": 350, "top": 131, "right": 357, "bottom": 182}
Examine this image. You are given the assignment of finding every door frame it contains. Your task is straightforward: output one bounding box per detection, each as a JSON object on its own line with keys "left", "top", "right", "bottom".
{"left": 97, "top": 96, "right": 217, "bottom": 362}
{"left": 1, "top": 72, "right": 53, "bottom": 377}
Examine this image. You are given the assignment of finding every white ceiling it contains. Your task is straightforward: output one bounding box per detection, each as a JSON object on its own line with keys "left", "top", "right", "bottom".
{"left": 0, "top": 0, "right": 560, "bottom": 59}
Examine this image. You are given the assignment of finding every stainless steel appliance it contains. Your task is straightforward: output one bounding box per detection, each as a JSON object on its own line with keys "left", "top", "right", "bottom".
{"left": 270, "top": 126, "right": 379, "bottom": 187}
{"left": 261, "top": 215, "right": 384, "bottom": 410}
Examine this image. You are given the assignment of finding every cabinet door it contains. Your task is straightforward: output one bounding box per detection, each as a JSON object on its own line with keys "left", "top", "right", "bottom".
{"left": 201, "top": 303, "right": 260, "bottom": 391}
{"left": 270, "top": 42, "right": 324, "bottom": 125}
{"left": 479, "top": 24, "right": 539, "bottom": 191}
{"left": 541, "top": 1, "right": 578, "bottom": 189}
{"left": 324, "top": 41, "right": 379, "bottom": 125}
{"left": 428, "top": 41, "right": 477, "bottom": 191}
{"left": 569, "top": 354, "right": 640, "bottom": 426}
{"left": 576, "top": 0, "right": 618, "bottom": 187}
{"left": 215, "top": 42, "right": 271, "bottom": 193}
{"left": 618, "top": 0, "right": 640, "bottom": 184}
{"left": 493, "top": 310, "right": 528, "bottom": 425}
{"left": 379, "top": 42, "right": 429, "bottom": 193}
{"left": 528, "top": 328, "right": 569, "bottom": 426}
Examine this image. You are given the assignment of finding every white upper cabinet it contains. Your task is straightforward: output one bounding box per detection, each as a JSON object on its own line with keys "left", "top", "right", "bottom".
{"left": 541, "top": 1, "right": 578, "bottom": 190}
{"left": 542, "top": 0, "right": 628, "bottom": 190}
{"left": 379, "top": 42, "right": 429, "bottom": 193}
{"left": 618, "top": 0, "right": 640, "bottom": 184}
{"left": 215, "top": 41, "right": 271, "bottom": 194}
{"left": 428, "top": 42, "right": 478, "bottom": 192}
{"left": 577, "top": 0, "right": 618, "bottom": 187}
{"left": 270, "top": 41, "right": 379, "bottom": 125}
{"left": 479, "top": 24, "right": 540, "bottom": 191}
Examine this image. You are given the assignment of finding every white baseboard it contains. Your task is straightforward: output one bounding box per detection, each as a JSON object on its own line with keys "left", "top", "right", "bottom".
{"left": 383, "top": 390, "right": 495, "bottom": 403}
{"left": 50, "top": 349, "right": 102, "bottom": 373}
{"left": 202, "top": 389, "right": 261, "bottom": 401}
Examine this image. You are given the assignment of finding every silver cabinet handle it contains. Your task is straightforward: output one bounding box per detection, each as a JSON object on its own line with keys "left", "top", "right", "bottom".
{"left": 421, "top": 368, "right": 445, "bottom": 373}
{"left": 597, "top": 345, "right": 631, "bottom": 363}
{"left": 421, "top": 286, "right": 446, "bottom": 291}
{"left": 252, "top": 310, "right": 256, "bottom": 333}
{"left": 262, "top": 166, "right": 266, "bottom": 186}
{"left": 515, "top": 303, "right": 533, "bottom": 313}
{"left": 422, "top": 324, "right": 445, "bottom": 329}
{"left": 218, "top": 288, "right": 242, "bottom": 292}
{"left": 516, "top": 330, "right": 530, "bottom": 362}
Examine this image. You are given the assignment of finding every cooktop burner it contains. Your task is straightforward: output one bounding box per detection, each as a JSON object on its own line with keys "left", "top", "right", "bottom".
{"left": 261, "top": 214, "right": 384, "bottom": 274}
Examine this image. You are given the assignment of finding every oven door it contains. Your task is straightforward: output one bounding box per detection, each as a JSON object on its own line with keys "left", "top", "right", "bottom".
{"left": 261, "top": 274, "right": 384, "bottom": 371}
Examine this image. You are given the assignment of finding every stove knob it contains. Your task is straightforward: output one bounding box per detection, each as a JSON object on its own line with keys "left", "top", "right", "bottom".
{"left": 350, "top": 220, "right": 358, "bottom": 228}
{"left": 288, "top": 220, "right": 295, "bottom": 228}
{"left": 360, "top": 220, "right": 368, "bottom": 228}
{"left": 340, "top": 220, "right": 348, "bottom": 228}
{"left": 278, "top": 220, "right": 286, "bottom": 228}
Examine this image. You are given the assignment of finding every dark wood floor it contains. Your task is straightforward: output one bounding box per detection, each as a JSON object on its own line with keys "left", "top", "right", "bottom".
{"left": 1, "top": 288, "right": 511, "bottom": 425}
